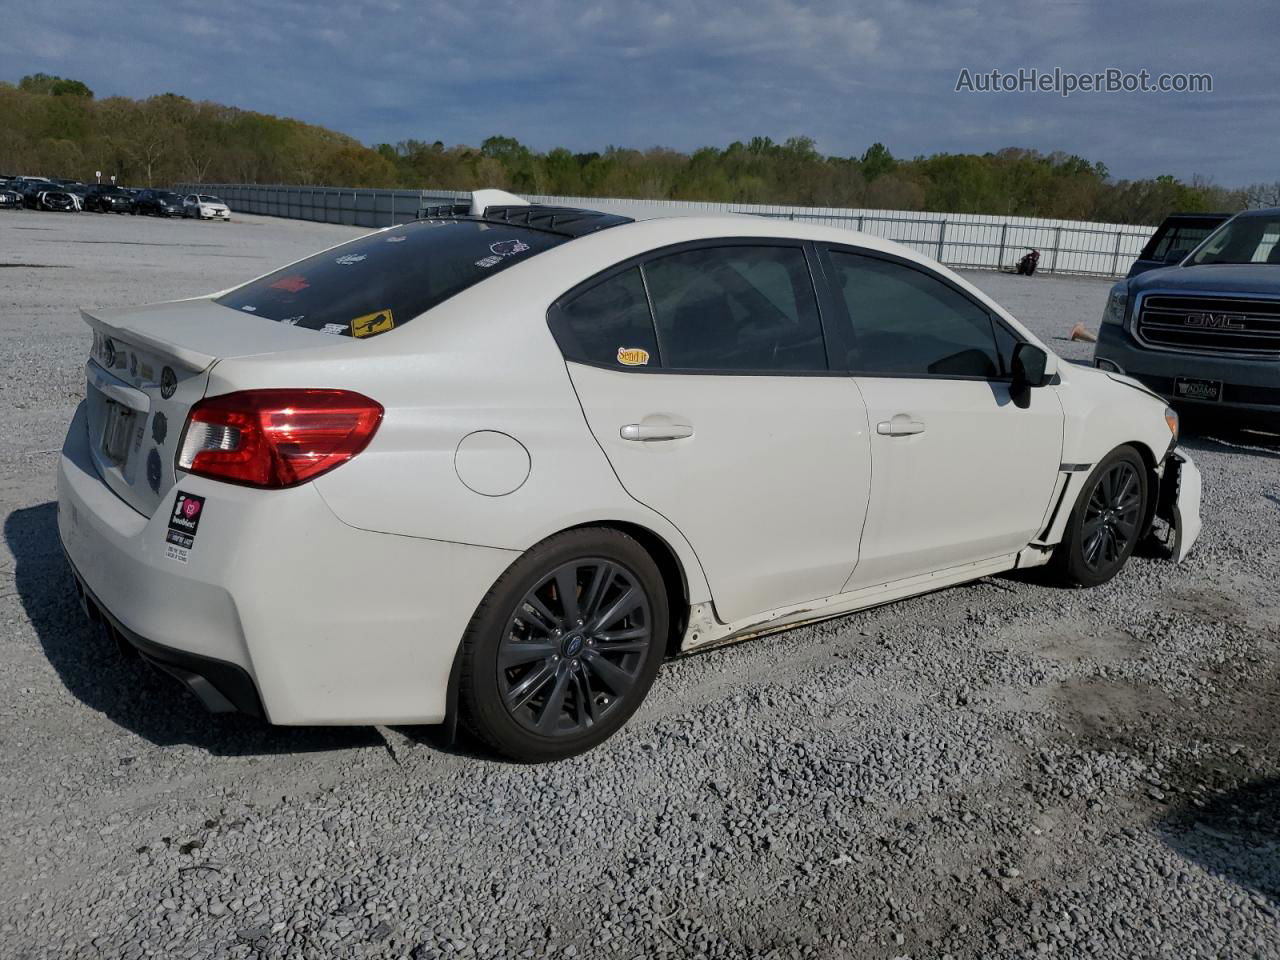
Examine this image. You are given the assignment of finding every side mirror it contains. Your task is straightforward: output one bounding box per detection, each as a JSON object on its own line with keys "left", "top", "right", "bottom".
{"left": 1010, "top": 342, "right": 1051, "bottom": 408}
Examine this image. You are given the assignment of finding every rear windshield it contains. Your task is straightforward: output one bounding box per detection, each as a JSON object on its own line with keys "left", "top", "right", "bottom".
{"left": 216, "top": 219, "right": 567, "bottom": 338}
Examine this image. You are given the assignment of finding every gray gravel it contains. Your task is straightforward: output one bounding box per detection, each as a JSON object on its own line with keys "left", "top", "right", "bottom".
{"left": 1, "top": 209, "right": 1278, "bottom": 960}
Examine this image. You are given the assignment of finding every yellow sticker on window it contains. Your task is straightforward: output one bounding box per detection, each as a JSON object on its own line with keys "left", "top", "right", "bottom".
{"left": 617, "top": 347, "right": 650, "bottom": 366}
{"left": 352, "top": 309, "right": 395, "bottom": 339}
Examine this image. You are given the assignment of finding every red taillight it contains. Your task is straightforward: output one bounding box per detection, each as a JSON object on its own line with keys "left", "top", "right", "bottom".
{"left": 178, "top": 389, "right": 383, "bottom": 489}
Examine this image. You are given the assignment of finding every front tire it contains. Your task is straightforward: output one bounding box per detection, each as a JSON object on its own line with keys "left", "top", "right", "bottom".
{"left": 1051, "top": 446, "right": 1148, "bottom": 587}
{"left": 458, "top": 528, "right": 668, "bottom": 762}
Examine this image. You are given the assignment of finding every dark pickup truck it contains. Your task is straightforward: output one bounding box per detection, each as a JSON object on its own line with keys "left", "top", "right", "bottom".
{"left": 1095, "top": 207, "right": 1280, "bottom": 425}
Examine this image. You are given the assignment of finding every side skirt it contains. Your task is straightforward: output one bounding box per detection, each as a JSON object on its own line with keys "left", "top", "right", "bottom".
{"left": 678, "top": 553, "right": 1019, "bottom": 654}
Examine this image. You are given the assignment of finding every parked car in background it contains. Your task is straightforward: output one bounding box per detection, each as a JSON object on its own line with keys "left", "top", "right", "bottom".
{"left": 58, "top": 190, "right": 1201, "bottom": 761}
{"left": 1096, "top": 207, "right": 1280, "bottom": 424}
{"left": 32, "top": 186, "right": 79, "bottom": 211}
{"left": 182, "top": 193, "right": 231, "bottom": 220}
{"left": 0, "top": 185, "right": 22, "bottom": 209}
{"left": 1127, "top": 213, "right": 1230, "bottom": 278}
{"left": 84, "top": 185, "right": 135, "bottom": 214}
{"left": 132, "top": 189, "right": 186, "bottom": 217}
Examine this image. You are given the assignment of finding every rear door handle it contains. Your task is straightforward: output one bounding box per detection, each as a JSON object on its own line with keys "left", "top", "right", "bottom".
{"left": 876, "top": 414, "right": 925, "bottom": 436}
{"left": 620, "top": 423, "right": 694, "bottom": 442}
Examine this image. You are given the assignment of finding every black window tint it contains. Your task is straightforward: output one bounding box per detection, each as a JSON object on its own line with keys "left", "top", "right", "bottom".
{"left": 217, "top": 220, "right": 567, "bottom": 338}
{"left": 829, "top": 251, "right": 1001, "bottom": 378}
{"left": 551, "top": 268, "right": 660, "bottom": 368}
{"left": 642, "top": 246, "right": 826, "bottom": 372}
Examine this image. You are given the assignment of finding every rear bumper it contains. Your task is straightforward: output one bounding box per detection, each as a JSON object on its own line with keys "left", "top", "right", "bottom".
{"left": 57, "top": 402, "right": 518, "bottom": 725}
{"left": 1095, "top": 323, "right": 1280, "bottom": 417}
{"left": 66, "top": 560, "right": 265, "bottom": 717}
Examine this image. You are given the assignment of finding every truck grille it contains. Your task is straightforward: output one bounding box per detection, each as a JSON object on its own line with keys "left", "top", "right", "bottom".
{"left": 1135, "top": 294, "right": 1280, "bottom": 356}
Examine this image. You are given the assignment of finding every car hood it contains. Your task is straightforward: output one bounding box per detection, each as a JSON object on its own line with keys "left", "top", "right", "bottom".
{"left": 1128, "top": 262, "right": 1280, "bottom": 295}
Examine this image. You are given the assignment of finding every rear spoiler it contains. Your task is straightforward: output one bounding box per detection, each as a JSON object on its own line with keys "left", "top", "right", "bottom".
{"left": 81, "top": 308, "right": 216, "bottom": 373}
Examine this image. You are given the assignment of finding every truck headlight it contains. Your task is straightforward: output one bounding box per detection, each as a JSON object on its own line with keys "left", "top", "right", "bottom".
{"left": 1102, "top": 284, "right": 1129, "bottom": 327}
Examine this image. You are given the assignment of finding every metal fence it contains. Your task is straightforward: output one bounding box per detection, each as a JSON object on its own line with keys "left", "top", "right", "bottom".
{"left": 179, "top": 183, "right": 1157, "bottom": 278}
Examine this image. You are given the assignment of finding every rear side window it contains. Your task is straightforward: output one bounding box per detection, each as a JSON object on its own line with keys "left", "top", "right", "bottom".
{"left": 217, "top": 220, "right": 567, "bottom": 338}
{"left": 550, "top": 268, "right": 661, "bottom": 367}
{"left": 828, "top": 251, "right": 1002, "bottom": 378}
{"left": 643, "top": 246, "right": 827, "bottom": 372}
{"left": 1150, "top": 224, "right": 1217, "bottom": 261}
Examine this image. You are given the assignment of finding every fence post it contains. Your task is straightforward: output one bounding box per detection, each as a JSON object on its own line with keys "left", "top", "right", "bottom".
{"left": 1111, "top": 230, "right": 1123, "bottom": 276}
{"left": 997, "top": 222, "right": 1008, "bottom": 271}
{"left": 1050, "top": 226, "right": 1062, "bottom": 273}
{"left": 936, "top": 220, "right": 947, "bottom": 263}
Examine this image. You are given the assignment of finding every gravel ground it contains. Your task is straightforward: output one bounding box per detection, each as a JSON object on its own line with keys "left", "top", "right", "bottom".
{"left": 1, "top": 209, "right": 1277, "bottom": 960}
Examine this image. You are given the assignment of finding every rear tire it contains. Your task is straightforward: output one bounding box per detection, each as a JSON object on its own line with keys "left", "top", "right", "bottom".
{"left": 1050, "top": 445, "right": 1148, "bottom": 587}
{"left": 458, "top": 528, "right": 668, "bottom": 762}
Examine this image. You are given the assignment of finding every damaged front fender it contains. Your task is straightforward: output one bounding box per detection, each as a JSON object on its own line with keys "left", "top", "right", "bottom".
{"left": 1156, "top": 451, "right": 1202, "bottom": 563}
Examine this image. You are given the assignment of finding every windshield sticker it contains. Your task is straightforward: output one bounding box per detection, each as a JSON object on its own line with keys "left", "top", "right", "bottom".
{"left": 269, "top": 274, "right": 310, "bottom": 292}
{"left": 240, "top": 305, "right": 257, "bottom": 312}
{"left": 335, "top": 253, "right": 367, "bottom": 265}
{"left": 385, "top": 235, "right": 407, "bottom": 243}
{"left": 617, "top": 347, "right": 651, "bottom": 367}
{"left": 319, "top": 322, "right": 349, "bottom": 336}
{"left": 165, "top": 491, "right": 205, "bottom": 564}
{"left": 474, "top": 255, "right": 502, "bottom": 268}
{"left": 279, "top": 315, "right": 305, "bottom": 326}
{"left": 352, "top": 308, "right": 395, "bottom": 339}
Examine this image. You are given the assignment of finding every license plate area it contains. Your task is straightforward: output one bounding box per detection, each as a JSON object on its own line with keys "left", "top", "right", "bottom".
{"left": 1173, "top": 377, "right": 1222, "bottom": 402}
{"left": 100, "top": 400, "right": 137, "bottom": 465}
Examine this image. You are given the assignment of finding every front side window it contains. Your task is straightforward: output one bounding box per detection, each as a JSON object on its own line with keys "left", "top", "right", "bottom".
{"left": 828, "top": 250, "right": 1003, "bottom": 378}
{"left": 218, "top": 219, "right": 567, "bottom": 338}
{"left": 642, "top": 246, "right": 826, "bottom": 372}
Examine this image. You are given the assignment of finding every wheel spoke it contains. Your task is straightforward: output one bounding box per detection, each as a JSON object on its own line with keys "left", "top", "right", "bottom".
{"left": 580, "top": 562, "right": 616, "bottom": 624}
{"left": 591, "top": 586, "right": 637, "bottom": 632}
{"left": 581, "top": 648, "right": 635, "bottom": 694}
{"left": 555, "top": 567, "right": 581, "bottom": 624}
{"left": 1083, "top": 528, "right": 1105, "bottom": 566}
{"left": 595, "top": 625, "right": 648, "bottom": 643}
{"left": 591, "top": 640, "right": 648, "bottom": 654}
{"left": 520, "top": 594, "right": 561, "bottom": 634}
{"left": 573, "top": 668, "right": 597, "bottom": 727}
{"left": 534, "top": 666, "right": 572, "bottom": 733}
{"left": 505, "top": 662, "right": 556, "bottom": 711}
{"left": 499, "top": 641, "right": 558, "bottom": 670}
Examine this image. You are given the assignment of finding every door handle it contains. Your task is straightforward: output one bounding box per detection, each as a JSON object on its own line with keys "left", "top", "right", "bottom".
{"left": 620, "top": 423, "right": 694, "bottom": 442}
{"left": 876, "top": 414, "right": 925, "bottom": 437}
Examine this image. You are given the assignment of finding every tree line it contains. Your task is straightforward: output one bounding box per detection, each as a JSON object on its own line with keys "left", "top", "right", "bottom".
{"left": 4, "top": 73, "right": 1272, "bottom": 226}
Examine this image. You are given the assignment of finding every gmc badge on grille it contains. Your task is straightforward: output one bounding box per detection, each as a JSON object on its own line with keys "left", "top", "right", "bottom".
{"left": 1184, "top": 312, "right": 1246, "bottom": 329}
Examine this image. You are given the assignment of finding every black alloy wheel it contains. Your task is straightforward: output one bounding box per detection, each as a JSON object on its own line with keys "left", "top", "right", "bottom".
{"left": 458, "top": 528, "right": 668, "bottom": 762}
{"left": 498, "top": 557, "right": 653, "bottom": 737}
{"left": 1053, "top": 445, "right": 1149, "bottom": 587}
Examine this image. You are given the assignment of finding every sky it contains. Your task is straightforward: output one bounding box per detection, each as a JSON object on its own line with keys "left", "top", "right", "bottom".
{"left": 4, "top": 0, "right": 1277, "bottom": 185}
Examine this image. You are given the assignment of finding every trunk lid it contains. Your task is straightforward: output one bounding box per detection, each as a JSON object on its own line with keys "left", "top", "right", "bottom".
{"left": 80, "top": 298, "right": 352, "bottom": 517}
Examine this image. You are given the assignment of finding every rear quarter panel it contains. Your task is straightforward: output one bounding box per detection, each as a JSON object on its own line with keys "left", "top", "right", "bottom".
{"left": 204, "top": 243, "right": 716, "bottom": 606}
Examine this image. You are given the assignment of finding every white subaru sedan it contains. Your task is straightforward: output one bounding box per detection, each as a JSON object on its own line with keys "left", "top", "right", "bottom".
{"left": 57, "top": 190, "right": 1201, "bottom": 761}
